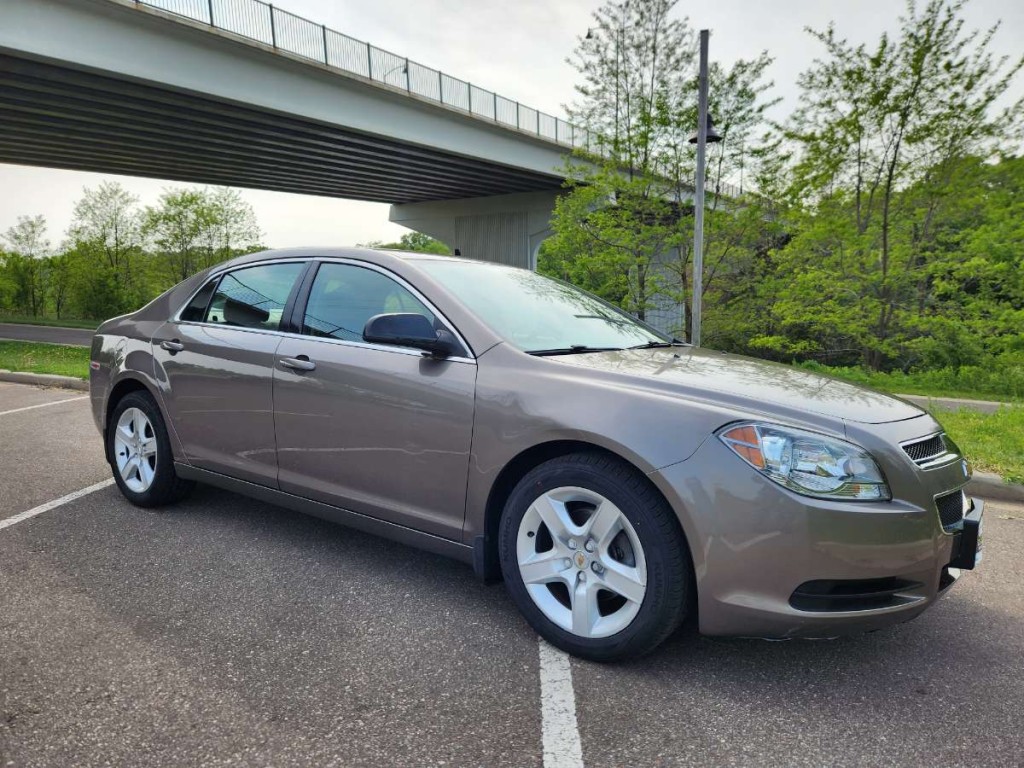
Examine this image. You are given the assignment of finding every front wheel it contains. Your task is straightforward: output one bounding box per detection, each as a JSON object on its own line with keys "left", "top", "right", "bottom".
{"left": 498, "top": 452, "right": 692, "bottom": 662}
{"left": 107, "top": 390, "right": 194, "bottom": 507}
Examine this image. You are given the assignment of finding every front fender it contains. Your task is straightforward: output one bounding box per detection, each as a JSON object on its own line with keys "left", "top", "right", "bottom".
{"left": 462, "top": 346, "right": 746, "bottom": 545}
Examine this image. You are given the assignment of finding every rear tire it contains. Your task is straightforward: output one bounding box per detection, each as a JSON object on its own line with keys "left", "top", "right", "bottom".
{"left": 106, "top": 390, "right": 194, "bottom": 508}
{"left": 499, "top": 451, "right": 692, "bottom": 662}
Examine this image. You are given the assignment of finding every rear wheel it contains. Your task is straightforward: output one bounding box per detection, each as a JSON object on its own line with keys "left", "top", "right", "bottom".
{"left": 107, "top": 391, "right": 193, "bottom": 507}
{"left": 499, "top": 452, "right": 692, "bottom": 661}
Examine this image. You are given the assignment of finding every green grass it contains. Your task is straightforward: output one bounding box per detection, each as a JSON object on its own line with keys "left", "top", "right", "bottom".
{"left": 929, "top": 406, "right": 1024, "bottom": 485}
{"left": 0, "top": 341, "right": 91, "bottom": 380}
{"left": 797, "top": 362, "right": 1022, "bottom": 403}
{"left": 0, "top": 314, "right": 99, "bottom": 330}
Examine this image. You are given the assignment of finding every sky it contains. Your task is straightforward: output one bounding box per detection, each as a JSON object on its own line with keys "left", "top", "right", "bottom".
{"left": 1, "top": 0, "right": 1021, "bottom": 250}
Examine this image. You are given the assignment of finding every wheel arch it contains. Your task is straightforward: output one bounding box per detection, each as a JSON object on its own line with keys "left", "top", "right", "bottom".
{"left": 473, "top": 440, "right": 694, "bottom": 589}
{"left": 103, "top": 376, "right": 161, "bottom": 454}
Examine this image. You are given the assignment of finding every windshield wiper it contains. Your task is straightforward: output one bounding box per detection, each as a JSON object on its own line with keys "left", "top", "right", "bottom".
{"left": 527, "top": 345, "right": 625, "bottom": 357}
{"left": 628, "top": 339, "right": 685, "bottom": 350}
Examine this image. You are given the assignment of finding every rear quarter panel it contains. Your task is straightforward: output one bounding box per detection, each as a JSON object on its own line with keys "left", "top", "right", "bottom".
{"left": 89, "top": 268, "right": 210, "bottom": 461}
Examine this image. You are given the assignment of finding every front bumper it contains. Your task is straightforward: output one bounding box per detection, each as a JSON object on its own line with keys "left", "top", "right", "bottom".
{"left": 649, "top": 434, "right": 982, "bottom": 639}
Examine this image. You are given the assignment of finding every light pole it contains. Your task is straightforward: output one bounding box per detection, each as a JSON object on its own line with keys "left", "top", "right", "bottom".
{"left": 382, "top": 61, "right": 409, "bottom": 90}
{"left": 688, "top": 29, "right": 721, "bottom": 347}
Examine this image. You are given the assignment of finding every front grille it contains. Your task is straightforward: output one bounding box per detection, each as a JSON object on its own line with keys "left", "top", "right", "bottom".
{"left": 935, "top": 489, "right": 967, "bottom": 531}
{"left": 903, "top": 433, "right": 947, "bottom": 464}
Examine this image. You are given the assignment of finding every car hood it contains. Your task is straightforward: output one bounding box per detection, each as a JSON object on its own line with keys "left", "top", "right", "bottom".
{"left": 552, "top": 346, "right": 924, "bottom": 425}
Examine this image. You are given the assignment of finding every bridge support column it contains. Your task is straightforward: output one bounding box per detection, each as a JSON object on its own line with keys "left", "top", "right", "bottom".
{"left": 389, "top": 190, "right": 561, "bottom": 269}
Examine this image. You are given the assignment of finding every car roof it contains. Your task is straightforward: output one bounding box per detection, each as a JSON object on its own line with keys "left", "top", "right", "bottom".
{"left": 220, "top": 246, "right": 493, "bottom": 270}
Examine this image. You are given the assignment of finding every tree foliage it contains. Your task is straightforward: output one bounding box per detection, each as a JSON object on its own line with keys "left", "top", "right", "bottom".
{"left": 361, "top": 232, "right": 451, "bottom": 254}
{"left": 542, "top": 0, "right": 779, "bottom": 335}
{"left": 0, "top": 184, "right": 263, "bottom": 321}
{"left": 144, "top": 186, "right": 261, "bottom": 283}
{"left": 546, "top": 0, "right": 1021, "bottom": 386}
{"left": 1, "top": 216, "right": 50, "bottom": 316}
{"left": 761, "top": 0, "right": 1023, "bottom": 370}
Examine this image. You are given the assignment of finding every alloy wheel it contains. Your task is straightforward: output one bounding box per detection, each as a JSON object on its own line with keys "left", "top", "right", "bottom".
{"left": 516, "top": 486, "right": 648, "bottom": 638}
{"left": 113, "top": 406, "right": 158, "bottom": 493}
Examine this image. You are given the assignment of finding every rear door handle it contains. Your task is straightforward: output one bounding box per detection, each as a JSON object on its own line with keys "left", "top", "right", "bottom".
{"left": 160, "top": 339, "right": 184, "bottom": 353}
{"left": 279, "top": 356, "right": 316, "bottom": 372}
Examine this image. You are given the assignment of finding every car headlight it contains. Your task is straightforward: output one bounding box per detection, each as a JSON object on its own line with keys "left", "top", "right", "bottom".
{"left": 718, "top": 422, "right": 891, "bottom": 501}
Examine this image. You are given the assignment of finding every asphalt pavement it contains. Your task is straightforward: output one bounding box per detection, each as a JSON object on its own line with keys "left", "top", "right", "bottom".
{"left": 0, "top": 323, "right": 95, "bottom": 347}
{"left": 1, "top": 382, "right": 1022, "bottom": 767}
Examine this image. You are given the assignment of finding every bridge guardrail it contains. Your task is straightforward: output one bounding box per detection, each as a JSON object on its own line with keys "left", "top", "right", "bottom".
{"left": 132, "top": 0, "right": 744, "bottom": 200}
{"left": 135, "top": 0, "right": 594, "bottom": 151}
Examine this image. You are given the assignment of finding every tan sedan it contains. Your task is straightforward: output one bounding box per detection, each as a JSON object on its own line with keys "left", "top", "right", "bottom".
{"left": 90, "top": 248, "right": 983, "bottom": 660}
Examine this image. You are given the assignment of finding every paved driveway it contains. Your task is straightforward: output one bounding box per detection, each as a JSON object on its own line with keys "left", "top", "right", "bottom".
{"left": 0, "top": 323, "right": 95, "bottom": 347}
{"left": 1, "top": 382, "right": 1022, "bottom": 767}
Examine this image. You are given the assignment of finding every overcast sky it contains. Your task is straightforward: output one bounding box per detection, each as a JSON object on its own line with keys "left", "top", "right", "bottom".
{"left": 1, "top": 0, "right": 1021, "bottom": 249}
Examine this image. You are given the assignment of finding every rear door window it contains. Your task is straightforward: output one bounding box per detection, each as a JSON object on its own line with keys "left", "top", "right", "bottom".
{"left": 180, "top": 278, "right": 218, "bottom": 322}
{"left": 204, "top": 262, "right": 305, "bottom": 331}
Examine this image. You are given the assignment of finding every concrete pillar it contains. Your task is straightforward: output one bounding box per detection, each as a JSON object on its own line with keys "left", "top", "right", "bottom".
{"left": 389, "top": 190, "right": 561, "bottom": 269}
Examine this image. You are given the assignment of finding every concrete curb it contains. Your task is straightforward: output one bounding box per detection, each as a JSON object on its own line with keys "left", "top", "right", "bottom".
{"left": 0, "top": 370, "right": 89, "bottom": 391}
{"left": 968, "top": 472, "right": 1024, "bottom": 504}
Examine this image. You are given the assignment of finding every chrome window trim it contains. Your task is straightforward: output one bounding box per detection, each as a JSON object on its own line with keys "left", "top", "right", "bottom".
{"left": 168, "top": 255, "right": 476, "bottom": 364}
{"left": 898, "top": 431, "right": 960, "bottom": 471}
{"left": 171, "top": 257, "right": 308, "bottom": 325}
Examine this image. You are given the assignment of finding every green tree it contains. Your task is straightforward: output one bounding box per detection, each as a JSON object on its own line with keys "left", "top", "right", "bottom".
{"left": 67, "top": 182, "right": 145, "bottom": 315}
{"left": 768, "top": 0, "right": 1023, "bottom": 369}
{"left": 362, "top": 232, "right": 451, "bottom": 254}
{"left": 145, "top": 187, "right": 261, "bottom": 282}
{"left": 1, "top": 215, "right": 50, "bottom": 316}
{"left": 544, "top": 0, "right": 779, "bottom": 335}
{"left": 47, "top": 252, "right": 74, "bottom": 319}
{"left": 204, "top": 187, "right": 263, "bottom": 263}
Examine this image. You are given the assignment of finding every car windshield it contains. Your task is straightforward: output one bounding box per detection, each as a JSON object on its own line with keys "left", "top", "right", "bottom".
{"left": 415, "top": 259, "right": 670, "bottom": 354}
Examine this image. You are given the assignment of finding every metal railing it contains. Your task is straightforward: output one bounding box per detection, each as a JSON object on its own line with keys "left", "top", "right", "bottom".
{"left": 131, "top": 0, "right": 747, "bottom": 200}
{"left": 134, "top": 0, "right": 589, "bottom": 150}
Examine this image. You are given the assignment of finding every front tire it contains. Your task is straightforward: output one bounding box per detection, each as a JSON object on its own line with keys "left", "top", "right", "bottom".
{"left": 107, "top": 390, "right": 194, "bottom": 507}
{"left": 498, "top": 451, "right": 692, "bottom": 661}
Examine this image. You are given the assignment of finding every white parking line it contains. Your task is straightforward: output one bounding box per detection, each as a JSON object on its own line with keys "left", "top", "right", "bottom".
{"left": 0, "top": 479, "right": 114, "bottom": 533}
{"left": 0, "top": 395, "right": 88, "bottom": 417}
{"left": 538, "top": 638, "right": 585, "bottom": 768}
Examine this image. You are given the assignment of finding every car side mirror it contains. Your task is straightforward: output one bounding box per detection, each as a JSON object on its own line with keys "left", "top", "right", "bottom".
{"left": 363, "top": 313, "right": 459, "bottom": 358}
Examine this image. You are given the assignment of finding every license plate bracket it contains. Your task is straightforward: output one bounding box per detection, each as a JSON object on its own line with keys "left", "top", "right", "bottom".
{"left": 949, "top": 497, "right": 983, "bottom": 570}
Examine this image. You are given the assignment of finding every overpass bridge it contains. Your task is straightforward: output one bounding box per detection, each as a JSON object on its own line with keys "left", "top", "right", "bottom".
{"left": 0, "top": 0, "right": 592, "bottom": 267}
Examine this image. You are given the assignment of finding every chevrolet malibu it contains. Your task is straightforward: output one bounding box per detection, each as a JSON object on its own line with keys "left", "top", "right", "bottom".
{"left": 90, "top": 248, "right": 983, "bottom": 661}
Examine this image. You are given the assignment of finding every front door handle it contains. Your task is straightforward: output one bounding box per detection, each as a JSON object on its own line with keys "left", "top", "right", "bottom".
{"left": 279, "top": 356, "right": 316, "bottom": 372}
{"left": 160, "top": 339, "right": 184, "bottom": 353}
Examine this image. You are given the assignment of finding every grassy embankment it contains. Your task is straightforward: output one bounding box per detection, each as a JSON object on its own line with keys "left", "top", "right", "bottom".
{"left": 0, "top": 314, "right": 99, "bottom": 330}
{"left": 805, "top": 362, "right": 1022, "bottom": 482}
{"left": 925, "top": 407, "right": 1023, "bottom": 484}
{"left": 799, "top": 361, "right": 1023, "bottom": 403}
{"left": 0, "top": 341, "right": 91, "bottom": 380}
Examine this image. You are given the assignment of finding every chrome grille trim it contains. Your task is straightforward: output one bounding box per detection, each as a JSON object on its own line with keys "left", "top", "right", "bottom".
{"left": 900, "top": 432, "right": 958, "bottom": 469}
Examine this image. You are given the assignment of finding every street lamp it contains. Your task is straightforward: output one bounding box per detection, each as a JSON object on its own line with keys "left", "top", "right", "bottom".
{"left": 689, "top": 29, "right": 721, "bottom": 348}
{"left": 382, "top": 61, "right": 409, "bottom": 90}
